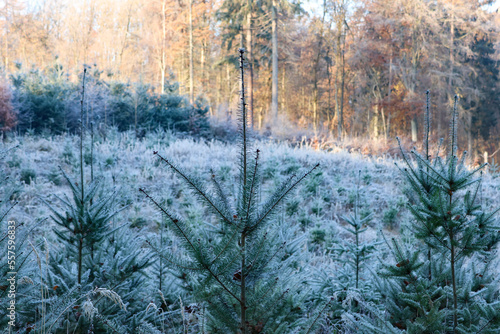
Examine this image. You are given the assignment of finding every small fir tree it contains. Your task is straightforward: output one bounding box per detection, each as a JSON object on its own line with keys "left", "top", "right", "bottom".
{"left": 0, "top": 147, "right": 39, "bottom": 332}
{"left": 351, "top": 93, "right": 500, "bottom": 333}
{"left": 395, "top": 95, "right": 500, "bottom": 332}
{"left": 313, "top": 171, "right": 379, "bottom": 329}
{"left": 141, "top": 49, "right": 318, "bottom": 333}
{"left": 335, "top": 171, "right": 377, "bottom": 290}
{"left": 30, "top": 68, "right": 153, "bottom": 333}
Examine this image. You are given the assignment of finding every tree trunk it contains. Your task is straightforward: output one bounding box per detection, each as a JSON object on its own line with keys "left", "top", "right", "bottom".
{"left": 468, "top": 112, "right": 472, "bottom": 154}
{"left": 312, "top": 0, "right": 327, "bottom": 133}
{"left": 339, "top": 30, "right": 346, "bottom": 140}
{"left": 327, "top": 47, "right": 332, "bottom": 129}
{"left": 381, "top": 106, "right": 386, "bottom": 140}
{"left": 271, "top": 0, "right": 279, "bottom": 125}
{"left": 201, "top": 40, "right": 205, "bottom": 85}
{"left": 189, "top": 0, "right": 194, "bottom": 104}
{"left": 387, "top": 54, "right": 393, "bottom": 138}
{"left": 161, "top": 0, "right": 166, "bottom": 93}
{"left": 3, "top": 0, "right": 9, "bottom": 78}
{"left": 411, "top": 117, "right": 418, "bottom": 142}
{"left": 335, "top": 17, "right": 343, "bottom": 140}
{"left": 449, "top": 2, "right": 454, "bottom": 95}
{"left": 247, "top": 10, "right": 254, "bottom": 129}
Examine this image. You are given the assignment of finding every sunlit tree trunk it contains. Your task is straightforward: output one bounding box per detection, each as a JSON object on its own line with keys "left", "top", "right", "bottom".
{"left": 161, "top": 0, "right": 166, "bottom": 94}
{"left": 271, "top": 0, "right": 279, "bottom": 125}
{"left": 312, "top": 0, "right": 327, "bottom": 133}
{"left": 246, "top": 9, "right": 254, "bottom": 129}
{"left": 339, "top": 29, "right": 346, "bottom": 140}
{"left": 411, "top": 117, "right": 418, "bottom": 142}
{"left": 189, "top": 0, "right": 194, "bottom": 103}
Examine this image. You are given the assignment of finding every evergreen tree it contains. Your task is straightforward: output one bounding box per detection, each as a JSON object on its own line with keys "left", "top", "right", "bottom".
{"left": 24, "top": 68, "right": 154, "bottom": 333}
{"left": 141, "top": 49, "right": 318, "bottom": 333}
{"left": 335, "top": 171, "right": 377, "bottom": 291}
{"left": 0, "top": 147, "right": 38, "bottom": 332}
{"left": 312, "top": 171, "right": 379, "bottom": 330}
{"left": 349, "top": 93, "right": 500, "bottom": 333}
{"left": 396, "top": 95, "right": 500, "bottom": 332}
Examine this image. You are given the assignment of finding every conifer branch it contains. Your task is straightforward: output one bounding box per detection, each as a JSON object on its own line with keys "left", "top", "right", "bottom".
{"left": 248, "top": 277, "right": 279, "bottom": 308}
{"left": 304, "top": 297, "right": 334, "bottom": 334}
{"left": 154, "top": 153, "right": 236, "bottom": 227}
{"left": 140, "top": 188, "right": 200, "bottom": 255}
{"left": 245, "top": 149, "right": 260, "bottom": 224}
{"left": 204, "top": 265, "right": 241, "bottom": 303}
{"left": 210, "top": 227, "right": 239, "bottom": 265}
{"left": 145, "top": 240, "right": 202, "bottom": 271}
{"left": 258, "top": 288, "right": 291, "bottom": 329}
{"left": 249, "top": 241, "right": 286, "bottom": 274}
{"left": 253, "top": 163, "right": 319, "bottom": 230}
{"left": 244, "top": 232, "right": 268, "bottom": 271}
{"left": 209, "top": 170, "right": 235, "bottom": 222}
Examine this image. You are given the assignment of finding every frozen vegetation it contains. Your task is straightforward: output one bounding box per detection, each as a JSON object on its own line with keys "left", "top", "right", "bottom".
{"left": 4, "top": 129, "right": 414, "bottom": 248}
{"left": 2, "top": 123, "right": 500, "bottom": 332}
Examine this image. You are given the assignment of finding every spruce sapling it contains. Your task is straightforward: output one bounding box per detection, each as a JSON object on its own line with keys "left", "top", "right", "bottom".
{"left": 39, "top": 67, "right": 151, "bottom": 333}
{"left": 336, "top": 170, "right": 376, "bottom": 290}
{"left": 0, "top": 147, "right": 38, "bottom": 331}
{"left": 392, "top": 94, "right": 500, "bottom": 332}
{"left": 141, "top": 49, "right": 318, "bottom": 333}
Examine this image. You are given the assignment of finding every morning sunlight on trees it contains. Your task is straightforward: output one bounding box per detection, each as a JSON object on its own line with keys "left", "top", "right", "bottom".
{"left": 0, "top": 0, "right": 499, "bottom": 333}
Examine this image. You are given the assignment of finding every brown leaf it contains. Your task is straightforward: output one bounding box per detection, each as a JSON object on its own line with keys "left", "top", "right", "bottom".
{"left": 233, "top": 270, "right": 242, "bottom": 281}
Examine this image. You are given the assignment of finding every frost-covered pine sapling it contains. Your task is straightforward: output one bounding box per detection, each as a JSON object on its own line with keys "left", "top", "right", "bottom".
{"left": 396, "top": 95, "right": 500, "bottom": 332}
{"left": 1, "top": 146, "right": 44, "bottom": 333}
{"left": 141, "top": 49, "right": 318, "bottom": 333}
{"left": 396, "top": 91, "right": 443, "bottom": 281}
{"left": 45, "top": 67, "right": 123, "bottom": 285}
{"left": 336, "top": 171, "right": 376, "bottom": 290}
{"left": 39, "top": 67, "right": 153, "bottom": 333}
{"left": 377, "top": 237, "right": 448, "bottom": 332}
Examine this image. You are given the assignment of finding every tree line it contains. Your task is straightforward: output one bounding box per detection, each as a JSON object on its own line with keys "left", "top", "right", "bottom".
{"left": 0, "top": 0, "right": 498, "bottom": 156}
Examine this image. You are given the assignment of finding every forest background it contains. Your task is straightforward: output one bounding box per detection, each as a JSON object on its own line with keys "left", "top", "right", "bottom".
{"left": 0, "top": 0, "right": 499, "bottom": 160}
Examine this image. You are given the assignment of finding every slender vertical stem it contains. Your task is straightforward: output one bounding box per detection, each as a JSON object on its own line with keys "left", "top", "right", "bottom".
{"left": 239, "top": 49, "right": 247, "bottom": 185}
{"left": 355, "top": 170, "right": 360, "bottom": 289}
{"left": 448, "top": 157, "right": 457, "bottom": 331}
{"left": 451, "top": 96, "right": 458, "bottom": 158}
{"left": 240, "top": 232, "right": 247, "bottom": 334}
{"left": 451, "top": 233, "right": 457, "bottom": 332}
{"left": 78, "top": 238, "right": 83, "bottom": 285}
{"left": 80, "top": 68, "right": 87, "bottom": 202}
{"left": 238, "top": 48, "right": 248, "bottom": 334}
{"left": 425, "top": 90, "right": 432, "bottom": 280}
{"left": 339, "top": 23, "right": 346, "bottom": 140}
{"left": 355, "top": 227, "right": 359, "bottom": 289}
{"left": 159, "top": 225, "right": 163, "bottom": 291}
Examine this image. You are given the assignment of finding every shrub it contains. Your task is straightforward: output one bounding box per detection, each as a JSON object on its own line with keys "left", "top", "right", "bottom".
{"left": 20, "top": 168, "right": 36, "bottom": 184}
{"left": 382, "top": 206, "right": 399, "bottom": 229}
{"left": 12, "top": 68, "right": 74, "bottom": 134}
{"left": 0, "top": 81, "right": 17, "bottom": 132}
